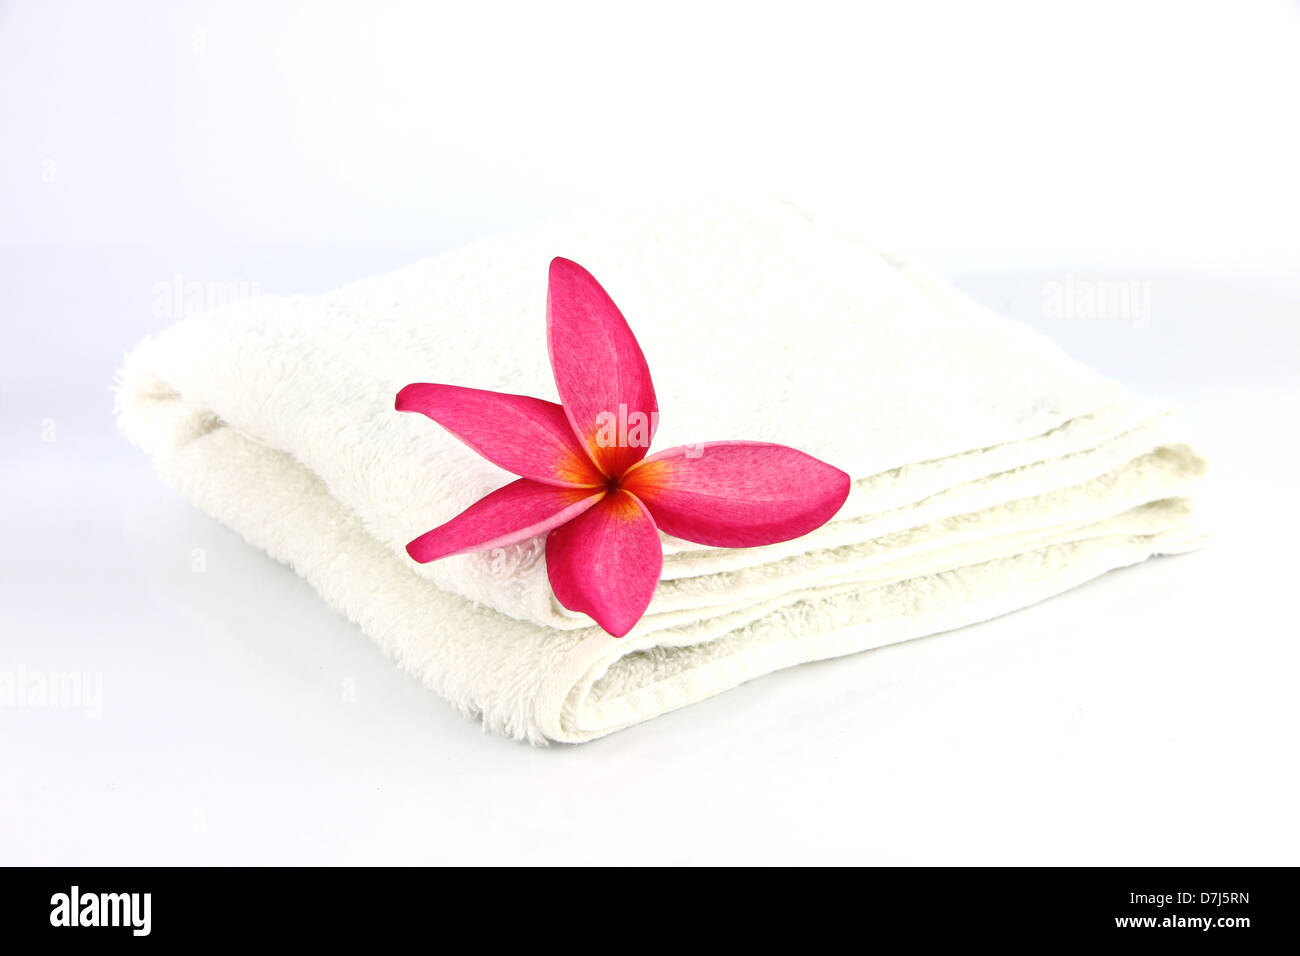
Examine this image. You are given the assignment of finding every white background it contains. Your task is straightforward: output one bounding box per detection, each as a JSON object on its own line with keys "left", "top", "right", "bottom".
{"left": 2, "top": 1, "right": 1297, "bottom": 864}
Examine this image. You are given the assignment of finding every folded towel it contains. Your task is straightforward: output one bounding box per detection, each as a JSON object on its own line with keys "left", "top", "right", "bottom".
{"left": 116, "top": 200, "right": 1206, "bottom": 743}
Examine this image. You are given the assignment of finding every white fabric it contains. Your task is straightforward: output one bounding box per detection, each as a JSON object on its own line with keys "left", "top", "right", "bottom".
{"left": 116, "top": 201, "right": 1206, "bottom": 743}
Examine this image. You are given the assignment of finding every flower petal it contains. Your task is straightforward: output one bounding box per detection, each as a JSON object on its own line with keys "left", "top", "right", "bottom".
{"left": 622, "top": 441, "right": 851, "bottom": 548}
{"left": 546, "top": 257, "right": 658, "bottom": 477}
{"left": 545, "top": 490, "right": 663, "bottom": 637}
{"left": 406, "top": 479, "right": 604, "bottom": 563}
{"left": 396, "top": 383, "right": 603, "bottom": 487}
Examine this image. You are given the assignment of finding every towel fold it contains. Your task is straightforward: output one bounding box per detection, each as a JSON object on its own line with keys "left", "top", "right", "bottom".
{"left": 116, "top": 201, "right": 1206, "bottom": 742}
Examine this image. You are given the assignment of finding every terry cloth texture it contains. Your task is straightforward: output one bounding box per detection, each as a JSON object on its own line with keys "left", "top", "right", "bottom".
{"left": 116, "top": 201, "right": 1206, "bottom": 743}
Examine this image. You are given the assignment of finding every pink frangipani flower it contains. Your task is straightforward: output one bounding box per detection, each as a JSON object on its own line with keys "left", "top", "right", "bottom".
{"left": 396, "top": 257, "right": 850, "bottom": 637}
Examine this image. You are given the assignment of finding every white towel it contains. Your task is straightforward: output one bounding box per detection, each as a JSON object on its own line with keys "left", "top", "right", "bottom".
{"left": 116, "top": 200, "right": 1206, "bottom": 743}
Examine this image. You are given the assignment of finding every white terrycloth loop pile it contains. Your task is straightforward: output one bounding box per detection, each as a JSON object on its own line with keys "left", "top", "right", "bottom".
{"left": 117, "top": 201, "right": 1206, "bottom": 743}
